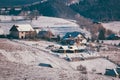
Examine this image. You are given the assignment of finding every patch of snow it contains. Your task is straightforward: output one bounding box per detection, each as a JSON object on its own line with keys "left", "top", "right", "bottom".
{"left": 0, "top": 39, "right": 119, "bottom": 80}
{"left": 0, "top": 28, "right": 4, "bottom": 35}
{"left": 101, "top": 21, "right": 120, "bottom": 33}
{"left": 0, "top": 15, "right": 24, "bottom": 21}
{"left": 13, "top": 24, "right": 34, "bottom": 31}
{"left": 70, "top": 58, "right": 117, "bottom": 74}
{"left": 0, "top": 39, "right": 74, "bottom": 70}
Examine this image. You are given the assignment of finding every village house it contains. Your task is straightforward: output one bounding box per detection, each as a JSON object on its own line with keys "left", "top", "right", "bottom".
{"left": 62, "top": 31, "right": 87, "bottom": 45}
{"left": 10, "top": 24, "right": 36, "bottom": 39}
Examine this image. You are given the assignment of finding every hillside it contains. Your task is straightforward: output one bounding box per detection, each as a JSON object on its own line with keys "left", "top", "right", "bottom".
{"left": 0, "top": 0, "right": 120, "bottom": 21}
{"left": 101, "top": 21, "right": 120, "bottom": 33}
{"left": 1, "top": 0, "right": 119, "bottom": 39}
{"left": 0, "top": 39, "right": 86, "bottom": 80}
{"left": 27, "top": 0, "right": 76, "bottom": 19}
{"left": 69, "top": 0, "right": 120, "bottom": 21}
{"left": 0, "top": 39, "right": 119, "bottom": 80}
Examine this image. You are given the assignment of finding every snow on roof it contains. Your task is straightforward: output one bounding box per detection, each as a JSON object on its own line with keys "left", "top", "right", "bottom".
{"left": 59, "top": 46, "right": 68, "bottom": 50}
{"left": 59, "top": 45, "right": 78, "bottom": 50}
{"left": 63, "top": 31, "right": 85, "bottom": 39}
{"left": 14, "top": 24, "right": 34, "bottom": 31}
{"left": 68, "top": 46, "right": 78, "bottom": 50}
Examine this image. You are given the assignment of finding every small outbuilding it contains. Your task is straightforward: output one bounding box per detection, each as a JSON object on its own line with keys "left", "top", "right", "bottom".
{"left": 10, "top": 24, "right": 36, "bottom": 39}
{"left": 57, "top": 45, "right": 78, "bottom": 53}
{"left": 105, "top": 68, "right": 120, "bottom": 78}
{"left": 106, "top": 34, "right": 120, "bottom": 40}
{"left": 38, "top": 30, "right": 54, "bottom": 40}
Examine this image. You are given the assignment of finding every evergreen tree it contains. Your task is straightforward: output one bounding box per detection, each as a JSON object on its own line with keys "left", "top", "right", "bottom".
{"left": 98, "top": 29, "right": 106, "bottom": 40}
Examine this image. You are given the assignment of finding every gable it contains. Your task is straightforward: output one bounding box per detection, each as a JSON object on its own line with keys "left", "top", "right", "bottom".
{"left": 10, "top": 25, "right": 18, "bottom": 31}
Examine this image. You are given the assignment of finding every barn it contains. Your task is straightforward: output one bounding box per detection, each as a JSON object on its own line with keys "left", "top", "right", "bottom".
{"left": 10, "top": 24, "right": 36, "bottom": 39}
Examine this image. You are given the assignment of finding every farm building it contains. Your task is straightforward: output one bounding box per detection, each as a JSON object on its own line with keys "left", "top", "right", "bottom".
{"left": 38, "top": 30, "right": 55, "bottom": 40}
{"left": 33, "top": 27, "right": 42, "bottom": 34}
{"left": 106, "top": 34, "right": 120, "bottom": 40}
{"left": 10, "top": 24, "right": 36, "bottom": 39}
{"left": 105, "top": 68, "right": 120, "bottom": 78}
{"left": 62, "top": 31, "right": 87, "bottom": 45}
{"left": 52, "top": 45, "right": 86, "bottom": 53}
{"left": 57, "top": 46, "right": 78, "bottom": 53}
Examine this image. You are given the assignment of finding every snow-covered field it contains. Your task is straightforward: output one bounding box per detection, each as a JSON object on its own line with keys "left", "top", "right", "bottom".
{"left": 0, "top": 15, "right": 120, "bottom": 79}
{"left": 0, "top": 39, "right": 74, "bottom": 69}
{"left": 0, "top": 39, "right": 119, "bottom": 80}
{"left": 6, "top": 39, "right": 118, "bottom": 73}
{"left": 101, "top": 21, "right": 120, "bottom": 33}
{"left": 0, "top": 15, "right": 91, "bottom": 37}
{"left": 70, "top": 58, "right": 117, "bottom": 74}
{"left": 0, "top": 15, "right": 24, "bottom": 21}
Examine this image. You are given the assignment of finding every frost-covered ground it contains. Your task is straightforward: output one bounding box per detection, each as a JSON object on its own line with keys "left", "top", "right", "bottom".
{"left": 0, "top": 39, "right": 73, "bottom": 69}
{"left": 0, "top": 39, "right": 119, "bottom": 80}
{"left": 4, "top": 39, "right": 118, "bottom": 74}
{"left": 70, "top": 58, "right": 117, "bottom": 74}
{"left": 0, "top": 57, "right": 86, "bottom": 80}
